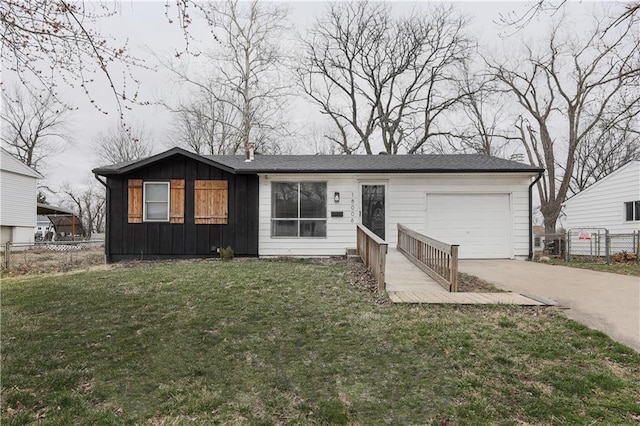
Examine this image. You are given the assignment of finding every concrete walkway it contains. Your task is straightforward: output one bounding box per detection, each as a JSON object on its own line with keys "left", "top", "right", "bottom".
{"left": 385, "top": 248, "right": 547, "bottom": 306}
{"left": 459, "top": 260, "right": 640, "bottom": 352}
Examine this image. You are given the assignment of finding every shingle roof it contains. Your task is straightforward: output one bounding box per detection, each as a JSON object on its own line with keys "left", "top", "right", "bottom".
{"left": 209, "top": 154, "right": 542, "bottom": 174}
{"left": 92, "top": 147, "right": 543, "bottom": 176}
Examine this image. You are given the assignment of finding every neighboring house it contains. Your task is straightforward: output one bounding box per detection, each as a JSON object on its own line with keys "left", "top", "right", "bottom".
{"left": 35, "top": 215, "right": 53, "bottom": 239}
{"left": 563, "top": 160, "right": 640, "bottom": 235}
{"left": 0, "top": 148, "right": 43, "bottom": 244}
{"left": 93, "top": 147, "right": 543, "bottom": 263}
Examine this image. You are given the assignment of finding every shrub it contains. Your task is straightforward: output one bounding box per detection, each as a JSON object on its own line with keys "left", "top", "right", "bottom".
{"left": 220, "top": 246, "right": 234, "bottom": 261}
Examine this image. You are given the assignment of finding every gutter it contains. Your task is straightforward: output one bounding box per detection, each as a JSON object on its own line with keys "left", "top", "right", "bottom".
{"left": 528, "top": 170, "right": 544, "bottom": 260}
{"left": 94, "top": 174, "right": 110, "bottom": 263}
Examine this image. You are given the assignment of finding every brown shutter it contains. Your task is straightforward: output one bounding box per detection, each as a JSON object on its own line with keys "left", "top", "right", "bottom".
{"left": 127, "top": 179, "right": 143, "bottom": 223}
{"left": 194, "top": 180, "right": 228, "bottom": 224}
{"left": 170, "top": 179, "right": 185, "bottom": 223}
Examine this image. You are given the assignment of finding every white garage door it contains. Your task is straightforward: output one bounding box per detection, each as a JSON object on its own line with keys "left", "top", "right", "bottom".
{"left": 426, "top": 193, "right": 512, "bottom": 259}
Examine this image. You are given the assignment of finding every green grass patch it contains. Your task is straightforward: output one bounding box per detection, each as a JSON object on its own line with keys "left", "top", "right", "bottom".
{"left": 2, "top": 259, "right": 639, "bottom": 424}
{"left": 539, "top": 258, "right": 640, "bottom": 276}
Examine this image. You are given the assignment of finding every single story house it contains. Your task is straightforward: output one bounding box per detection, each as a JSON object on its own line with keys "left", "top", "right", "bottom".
{"left": 1, "top": 148, "right": 43, "bottom": 244}
{"left": 93, "top": 147, "right": 543, "bottom": 263}
{"left": 563, "top": 160, "right": 640, "bottom": 234}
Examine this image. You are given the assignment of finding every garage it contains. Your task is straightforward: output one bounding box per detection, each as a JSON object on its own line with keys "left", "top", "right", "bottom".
{"left": 426, "top": 193, "right": 512, "bottom": 259}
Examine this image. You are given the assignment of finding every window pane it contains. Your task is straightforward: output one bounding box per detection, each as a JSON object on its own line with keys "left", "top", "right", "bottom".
{"left": 300, "top": 220, "right": 326, "bottom": 237}
{"left": 635, "top": 201, "right": 640, "bottom": 221}
{"left": 146, "top": 183, "right": 168, "bottom": 202}
{"left": 146, "top": 202, "right": 168, "bottom": 220}
{"left": 300, "top": 182, "right": 326, "bottom": 218}
{"left": 626, "top": 202, "right": 634, "bottom": 221}
{"left": 273, "top": 220, "right": 298, "bottom": 237}
{"left": 272, "top": 183, "right": 298, "bottom": 218}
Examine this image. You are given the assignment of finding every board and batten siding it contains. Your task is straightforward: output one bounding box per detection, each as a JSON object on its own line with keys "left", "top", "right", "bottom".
{"left": 563, "top": 161, "right": 640, "bottom": 234}
{"left": 105, "top": 155, "right": 259, "bottom": 262}
{"left": 258, "top": 173, "right": 533, "bottom": 259}
{"left": 0, "top": 149, "right": 41, "bottom": 244}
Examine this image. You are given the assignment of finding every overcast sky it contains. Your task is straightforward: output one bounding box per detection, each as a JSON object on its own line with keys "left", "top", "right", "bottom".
{"left": 2, "top": 0, "right": 605, "bottom": 202}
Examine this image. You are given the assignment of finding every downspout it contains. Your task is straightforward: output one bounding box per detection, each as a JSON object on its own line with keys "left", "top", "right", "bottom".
{"left": 94, "top": 174, "right": 110, "bottom": 263}
{"left": 528, "top": 171, "right": 544, "bottom": 260}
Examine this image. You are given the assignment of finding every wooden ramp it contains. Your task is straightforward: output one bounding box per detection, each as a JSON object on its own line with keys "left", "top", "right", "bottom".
{"left": 385, "top": 247, "right": 551, "bottom": 306}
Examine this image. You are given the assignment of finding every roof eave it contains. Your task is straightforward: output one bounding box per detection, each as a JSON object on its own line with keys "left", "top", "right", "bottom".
{"left": 92, "top": 147, "right": 237, "bottom": 176}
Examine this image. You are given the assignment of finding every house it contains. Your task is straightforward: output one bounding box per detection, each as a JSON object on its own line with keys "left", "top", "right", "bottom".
{"left": 1, "top": 148, "right": 43, "bottom": 244}
{"left": 35, "top": 215, "right": 53, "bottom": 240}
{"left": 93, "top": 147, "right": 543, "bottom": 263}
{"left": 563, "top": 160, "right": 640, "bottom": 235}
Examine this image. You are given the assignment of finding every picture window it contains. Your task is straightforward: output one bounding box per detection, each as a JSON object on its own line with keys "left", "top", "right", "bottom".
{"left": 271, "top": 182, "right": 327, "bottom": 237}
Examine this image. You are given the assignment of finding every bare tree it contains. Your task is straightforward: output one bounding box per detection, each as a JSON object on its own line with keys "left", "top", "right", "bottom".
{"left": 170, "top": 88, "right": 242, "bottom": 155}
{"left": 162, "top": 0, "right": 292, "bottom": 155}
{"left": 1, "top": 0, "right": 208, "bottom": 114}
{"left": 94, "top": 120, "right": 154, "bottom": 165}
{"left": 61, "top": 182, "right": 106, "bottom": 238}
{"left": 446, "top": 63, "right": 520, "bottom": 157}
{"left": 489, "top": 14, "right": 640, "bottom": 232}
{"left": 0, "top": 86, "right": 71, "bottom": 172}
{"left": 497, "top": 1, "right": 640, "bottom": 35}
{"left": 569, "top": 122, "right": 640, "bottom": 195}
{"left": 298, "top": 3, "right": 473, "bottom": 155}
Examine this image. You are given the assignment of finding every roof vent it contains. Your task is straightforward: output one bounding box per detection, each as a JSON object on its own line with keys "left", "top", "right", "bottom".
{"left": 378, "top": 151, "right": 388, "bottom": 155}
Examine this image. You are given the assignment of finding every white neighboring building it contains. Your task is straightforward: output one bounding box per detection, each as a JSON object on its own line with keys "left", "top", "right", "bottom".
{"left": 563, "top": 160, "right": 640, "bottom": 235}
{"left": 0, "top": 148, "right": 43, "bottom": 244}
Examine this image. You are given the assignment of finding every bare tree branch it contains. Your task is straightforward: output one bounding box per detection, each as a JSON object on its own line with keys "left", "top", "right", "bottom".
{"left": 298, "top": 3, "right": 473, "bottom": 155}
{"left": 160, "top": 0, "right": 293, "bottom": 155}
{"left": 93, "top": 120, "right": 154, "bottom": 165}
{"left": 0, "top": 85, "right": 71, "bottom": 172}
{"left": 488, "top": 13, "right": 640, "bottom": 232}
{"left": 1, "top": 0, "right": 213, "bottom": 116}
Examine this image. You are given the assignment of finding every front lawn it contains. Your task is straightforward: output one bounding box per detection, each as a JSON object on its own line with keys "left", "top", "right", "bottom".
{"left": 2, "top": 259, "right": 639, "bottom": 424}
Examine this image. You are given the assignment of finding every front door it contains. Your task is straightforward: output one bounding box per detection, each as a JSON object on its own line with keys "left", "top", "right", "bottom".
{"left": 361, "top": 184, "right": 386, "bottom": 240}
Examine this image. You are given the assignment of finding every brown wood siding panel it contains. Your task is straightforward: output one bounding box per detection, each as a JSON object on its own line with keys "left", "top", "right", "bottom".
{"left": 170, "top": 179, "right": 185, "bottom": 223}
{"left": 194, "top": 180, "right": 228, "bottom": 224}
{"left": 127, "top": 179, "right": 143, "bottom": 223}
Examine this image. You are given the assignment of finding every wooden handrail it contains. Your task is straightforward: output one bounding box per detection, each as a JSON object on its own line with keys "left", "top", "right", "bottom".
{"left": 356, "top": 224, "right": 388, "bottom": 292}
{"left": 397, "top": 224, "right": 459, "bottom": 292}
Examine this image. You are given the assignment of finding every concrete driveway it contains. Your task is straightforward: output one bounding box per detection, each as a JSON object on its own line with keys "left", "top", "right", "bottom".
{"left": 459, "top": 260, "right": 640, "bottom": 352}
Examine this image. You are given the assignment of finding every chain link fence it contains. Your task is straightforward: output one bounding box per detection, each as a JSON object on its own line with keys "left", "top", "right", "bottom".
{"left": 608, "top": 232, "right": 640, "bottom": 262}
{"left": 1, "top": 240, "right": 105, "bottom": 274}
{"left": 534, "top": 229, "right": 639, "bottom": 264}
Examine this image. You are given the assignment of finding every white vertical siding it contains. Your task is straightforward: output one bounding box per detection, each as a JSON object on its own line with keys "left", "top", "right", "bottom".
{"left": 564, "top": 161, "right": 640, "bottom": 234}
{"left": 258, "top": 173, "right": 534, "bottom": 258}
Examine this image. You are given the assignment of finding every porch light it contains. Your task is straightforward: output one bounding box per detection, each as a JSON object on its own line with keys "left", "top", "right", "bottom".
{"left": 334, "top": 192, "right": 340, "bottom": 203}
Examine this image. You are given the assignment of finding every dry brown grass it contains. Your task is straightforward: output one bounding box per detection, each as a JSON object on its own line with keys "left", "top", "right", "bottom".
{"left": 1, "top": 244, "right": 104, "bottom": 276}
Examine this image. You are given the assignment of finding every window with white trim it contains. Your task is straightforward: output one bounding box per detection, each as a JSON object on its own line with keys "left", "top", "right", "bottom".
{"left": 271, "top": 182, "right": 327, "bottom": 237}
{"left": 625, "top": 201, "right": 640, "bottom": 221}
{"left": 144, "top": 182, "right": 170, "bottom": 222}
